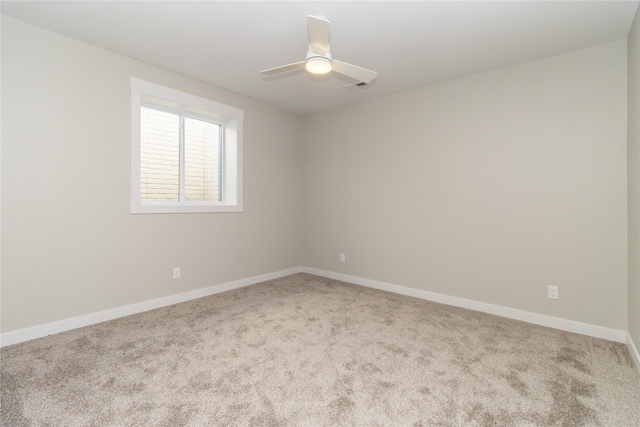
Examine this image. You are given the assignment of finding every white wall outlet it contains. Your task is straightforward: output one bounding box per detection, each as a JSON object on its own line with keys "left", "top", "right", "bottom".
{"left": 548, "top": 285, "right": 558, "bottom": 300}
{"left": 173, "top": 267, "right": 181, "bottom": 279}
{"left": 339, "top": 253, "right": 346, "bottom": 263}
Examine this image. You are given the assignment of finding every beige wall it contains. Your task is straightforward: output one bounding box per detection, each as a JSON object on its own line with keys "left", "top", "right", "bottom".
{"left": 1, "top": 17, "right": 304, "bottom": 332}
{"left": 303, "top": 40, "right": 629, "bottom": 330}
{"left": 1, "top": 15, "right": 633, "bottom": 337}
{"left": 629, "top": 8, "right": 640, "bottom": 350}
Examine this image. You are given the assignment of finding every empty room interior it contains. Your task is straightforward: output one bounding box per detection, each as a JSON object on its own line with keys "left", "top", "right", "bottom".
{"left": 2, "top": 1, "right": 640, "bottom": 425}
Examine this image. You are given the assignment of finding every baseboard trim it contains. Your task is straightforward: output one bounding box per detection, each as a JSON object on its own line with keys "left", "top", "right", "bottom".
{"left": 1, "top": 266, "right": 630, "bottom": 349}
{"left": 302, "top": 267, "right": 628, "bottom": 344}
{"left": 0, "top": 267, "right": 303, "bottom": 347}
{"left": 628, "top": 334, "right": 640, "bottom": 375}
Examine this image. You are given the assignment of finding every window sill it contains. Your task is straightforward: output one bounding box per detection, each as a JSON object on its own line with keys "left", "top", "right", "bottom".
{"left": 130, "top": 203, "right": 243, "bottom": 214}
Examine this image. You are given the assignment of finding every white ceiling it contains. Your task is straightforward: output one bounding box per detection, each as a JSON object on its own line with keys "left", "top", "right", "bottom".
{"left": 2, "top": 1, "right": 638, "bottom": 115}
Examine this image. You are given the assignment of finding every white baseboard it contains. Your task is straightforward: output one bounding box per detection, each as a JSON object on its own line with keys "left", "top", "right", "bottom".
{"left": 302, "top": 267, "right": 629, "bottom": 344}
{"left": 0, "top": 266, "right": 303, "bottom": 347}
{"left": 628, "top": 334, "right": 640, "bottom": 375}
{"left": 1, "top": 266, "right": 631, "bottom": 351}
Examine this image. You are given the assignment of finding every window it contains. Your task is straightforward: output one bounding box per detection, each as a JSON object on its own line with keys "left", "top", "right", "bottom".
{"left": 140, "top": 107, "right": 221, "bottom": 202}
{"left": 130, "top": 78, "right": 243, "bottom": 213}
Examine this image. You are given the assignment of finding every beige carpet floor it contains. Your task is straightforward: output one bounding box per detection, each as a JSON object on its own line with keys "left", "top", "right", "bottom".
{"left": 1, "top": 273, "right": 639, "bottom": 426}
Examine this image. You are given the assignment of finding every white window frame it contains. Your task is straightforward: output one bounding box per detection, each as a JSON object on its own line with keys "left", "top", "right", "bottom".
{"left": 130, "top": 77, "right": 243, "bottom": 213}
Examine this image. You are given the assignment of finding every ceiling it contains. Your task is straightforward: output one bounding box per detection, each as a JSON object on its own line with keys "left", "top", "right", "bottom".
{"left": 2, "top": 1, "right": 639, "bottom": 115}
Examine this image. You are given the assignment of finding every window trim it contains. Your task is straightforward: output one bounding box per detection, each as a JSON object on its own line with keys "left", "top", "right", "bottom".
{"left": 130, "top": 78, "right": 243, "bottom": 214}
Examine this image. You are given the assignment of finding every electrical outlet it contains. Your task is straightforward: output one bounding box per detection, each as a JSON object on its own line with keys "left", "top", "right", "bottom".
{"left": 173, "top": 267, "right": 181, "bottom": 279}
{"left": 548, "top": 286, "right": 558, "bottom": 300}
{"left": 339, "top": 253, "right": 346, "bottom": 263}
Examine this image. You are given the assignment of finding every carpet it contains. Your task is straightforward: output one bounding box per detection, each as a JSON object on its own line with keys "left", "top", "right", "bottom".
{"left": 1, "top": 273, "right": 639, "bottom": 426}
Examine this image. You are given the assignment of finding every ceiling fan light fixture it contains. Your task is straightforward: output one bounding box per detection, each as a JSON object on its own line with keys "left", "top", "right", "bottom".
{"left": 261, "top": 16, "right": 376, "bottom": 84}
{"left": 305, "top": 56, "right": 332, "bottom": 74}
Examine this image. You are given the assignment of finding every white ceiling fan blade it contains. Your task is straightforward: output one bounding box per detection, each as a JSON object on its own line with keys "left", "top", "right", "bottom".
{"left": 332, "top": 60, "right": 377, "bottom": 84}
{"left": 261, "top": 61, "right": 305, "bottom": 75}
{"left": 307, "top": 15, "right": 330, "bottom": 55}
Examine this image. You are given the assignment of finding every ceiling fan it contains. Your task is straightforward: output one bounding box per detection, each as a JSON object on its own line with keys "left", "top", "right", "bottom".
{"left": 261, "top": 15, "right": 377, "bottom": 86}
